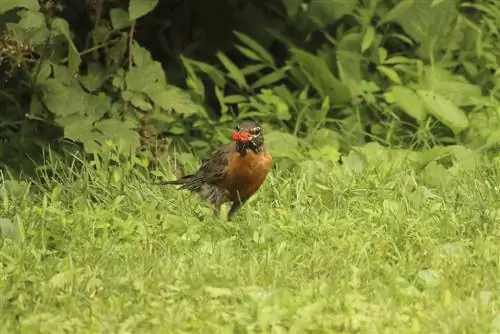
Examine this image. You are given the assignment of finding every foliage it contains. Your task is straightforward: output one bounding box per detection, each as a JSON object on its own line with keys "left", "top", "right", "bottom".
{"left": 0, "top": 0, "right": 498, "bottom": 175}
{"left": 1, "top": 144, "right": 500, "bottom": 331}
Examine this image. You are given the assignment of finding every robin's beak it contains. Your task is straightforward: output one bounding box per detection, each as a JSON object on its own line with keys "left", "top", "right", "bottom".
{"left": 231, "top": 131, "right": 252, "bottom": 143}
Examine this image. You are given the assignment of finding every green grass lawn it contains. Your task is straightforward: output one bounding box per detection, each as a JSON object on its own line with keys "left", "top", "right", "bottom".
{"left": 1, "top": 146, "right": 500, "bottom": 333}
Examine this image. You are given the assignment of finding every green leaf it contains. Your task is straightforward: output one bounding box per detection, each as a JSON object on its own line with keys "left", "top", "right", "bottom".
{"left": 128, "top": 0, "right": 159, "bottom": 21}
{"left": 224, "top": 95, "right": 247, "bottom": 104}
{"left": 130, "top": 92, "right": 153, "bottom": 111}
{"left": 421, "top": 67, "right": 482, "bottom": 106}
{"left": 51, "top": 18, "right": 81, "bottom": 73}
{"left": 235, "top": 46, "right": 261, "bottom": 62}
{"left": 110, "top": 8, "right": 132, "bottom": 29}
{"left": 390, "top": 86, "right": 426, "bottom": 122}
{"left": 125, "top": 62, "right": 166, "bottom": 92}
{"left": 378, "top": 0, "right": 415, "bottom": 26}
{"left": 265, "top": 131, "right": 301, "bottom": 158}
{"left": 0, "top": 0, "right": 39, "bottom": 13}
{"left": 234, "top": 31, "right": 276, "bottom": 67}
{"left": 42, "top": 79, "right": 88, "bottom": 117}
{"left": 336, "top": 33, "right": 363, "bottom": 97}
{"left": 361, "top": 26, "right": 376, "bottom": 52}
{"left": 0, "top": 218, "right": 21, "bottom": 241}
{"left": 291, "top": 48, "right": 351, "bottom": 104}
{"left": 377, "top": 66, "right": 401, "bottom": 84}
{"left": 145, "top": 85, "right": 198, "bottom": 116}
{"left": 308, "top": 0, "right": 358, "bottom": 28}
{"left": 250, "top": 70, "right": 286, "bottom": 90}
{"left": 131, "top": 41, "right": 153, "bottom": 67}
{"left": 79, "top": 62, "right": 108, "bottom": 92}
{"left": 6, "top": 10, "right": 48, "bottom": 46}
{"left": 216, "top": 51, "right": 248, "bottom": 89}
{"left": 281, "top": 0, "right": 301, "bottom": 18}
{"left": 418, "top": 90, "right": 469, "bottom": 133}
{"left": 95, "top": 119, "right": 140, "bottom": 151}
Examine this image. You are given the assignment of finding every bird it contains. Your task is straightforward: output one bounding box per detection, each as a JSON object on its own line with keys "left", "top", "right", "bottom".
{"left": 158, "top": 120, "right": 272, "bottom": 221}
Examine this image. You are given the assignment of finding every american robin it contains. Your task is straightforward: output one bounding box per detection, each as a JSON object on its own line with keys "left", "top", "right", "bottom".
{"left": 159, "top": 120, "right": 272, "bottom": 221}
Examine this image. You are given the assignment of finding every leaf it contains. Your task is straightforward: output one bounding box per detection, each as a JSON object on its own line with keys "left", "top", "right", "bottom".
{"left": 308, "top": 0, "right": 358, "bottom": 27}
{"left": 281, "top": 0, "right": 301, "bottom": 18}
{"left": 110, "top": 8, "right": 132, "bottom": 30}
{"left": 130, "top": 92, "right": 153, "bottom": 111}
{"left": 131, "top": 41, "right": 153, "bottom": 67}
{"left": 418, "top": 269, "right": 440, "bottom": 287}
{"left": 336, "top": 33, "right": 363, "bottom": 97}
{"left": 6, "top": 10, "right": 48, "bottom": 46}
{"left": 0, "top": 0, "right": 39, "bottom": 13}
{"left": 41, "top": 79, "right": 88, "bottom": 117}
{"left": 235, "top": 46, "right": 261, "bottom": 62}
{"left": 418, "top": 90, "right": 469, "bottom": 133}
{"left": 0, "top": 218, "right": 21, "bottom": 241}
{"left": 125, "top": 62, "right": 166, "bottom": 92}
{"left": 291, "top": 48, "right": 351, "bottom": 104}
{"left": 421, "top": 67, "right": 482, "bottom": 106}
{"left": 224, "top": 95, "right": 247, "bottom": 104}
{"left": 63, "top": 117, "right": 105, "bottom": 151}
{"left": 79, "top": 62, "right": 108, "bottom": 92}
{"left": 234, "top": 31, "right": 276, "bottom": 67}
{"left": 390, "top": 1, "right": 459, "bottom": 54}
{"left": 361, "top": 26, "right": 376, "bottom": 52}
{"left": 145, "top": 85, "right": 198, "bottom": 116}
{"left": 390, "top": 86, "right": 426, "bottom": 122}
{"left": 95, "top": 119, "right": 140, "bottom": 151}
{"left": 378, "top": 0, "right": 415, "bottom": 26}
{"left": 265, "top": 131, "right": 301, "bottom": 158}
{"left": 377, "top": 66, "right": 401, "bottom": 84}
{"left": 216, "top": 51, "right": 248, "bottom": 89}
{"left": 250, "top": 70, "right": 286, "bottom": 90}
{"left": 51, "top": 18, "right": 81, "bottom": 73}
{"left": 128, "top": 0, "right": 159, "bottom": 21}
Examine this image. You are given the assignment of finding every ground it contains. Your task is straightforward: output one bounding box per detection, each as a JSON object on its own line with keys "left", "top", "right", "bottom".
{"left": 1, "top": 146, "right": 499, "bottom": 333}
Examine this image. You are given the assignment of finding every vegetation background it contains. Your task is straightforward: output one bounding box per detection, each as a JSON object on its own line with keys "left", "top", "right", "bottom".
{"left": 1, "top": 0, "right": 499, "bottom": 332}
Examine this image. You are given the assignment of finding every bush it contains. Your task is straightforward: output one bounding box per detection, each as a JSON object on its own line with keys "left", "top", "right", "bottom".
{"left": 0, "top": 0, "right": 498, "bottom": 176}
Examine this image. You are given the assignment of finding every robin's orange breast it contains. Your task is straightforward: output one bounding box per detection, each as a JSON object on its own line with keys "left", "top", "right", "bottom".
{"left": 220, "top": 150, "right": 272, "bottom": 202}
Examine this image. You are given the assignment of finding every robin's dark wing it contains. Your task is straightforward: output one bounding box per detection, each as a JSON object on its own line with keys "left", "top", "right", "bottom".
{"left": 168, "top": 143, "right": 235, "bottom": 192}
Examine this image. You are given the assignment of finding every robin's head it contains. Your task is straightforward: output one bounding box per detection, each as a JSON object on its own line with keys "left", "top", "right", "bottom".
{"left": 231, "top": 120, "right": 264, "bottom": 153}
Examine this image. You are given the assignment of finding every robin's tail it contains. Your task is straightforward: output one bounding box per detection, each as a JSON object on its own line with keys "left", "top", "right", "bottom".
{"left": 156, "top": 179, "right": 183, "bottom": 185}
{"left": 156, "top": 174, "right": 202, "bottom": 192}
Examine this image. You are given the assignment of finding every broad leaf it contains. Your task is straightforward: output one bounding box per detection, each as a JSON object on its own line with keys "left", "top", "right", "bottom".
{"left": 0, "top": 0, "right": 39, "bottom": 13}
{"left": 336, "top": 33, "right": 363, "bottom": 97}
{"left": 125, "top": 62, "right": 166, "bottom": 92}
{"left": 128, "top": 0, "right": 159, "bottom": 21}
{"left": 0, "top": 218, "right": 21, "bottom": 241}
{"left": 418, "top": 90, "right": 469, "bottom": 133}
{"left": 145, "top": 85, "right": 198, "bottom": 116}
{"left": 52, "top": 18, "right": 81, "bottom": 73}
{"left": 110, "top": 8, "right": 132, "bottom": 29}
{"left": 281, "top": 0, "right": 301, "bottom": 18}
{"left": 308, "top": 0, "right": 358, "bottom": 28}
{"left": 42, "top": 79, "right": 88, "bottom": 117}
{"left": 390, "top": 86, "right": 426, "bottom": 122}
{"left": 422, "top": 67, "right": 482, "bottom": 106}
{"left": 291, "top": 49, "right": 351, "bottom": 104}
{"left": 265, "top": 131, "right": 301, "bottom": 158}
{"left": 6, "top": 10, "right": 48, "bottom": 46}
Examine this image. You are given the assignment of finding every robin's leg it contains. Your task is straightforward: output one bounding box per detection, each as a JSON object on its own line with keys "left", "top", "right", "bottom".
{"left": 227, "top": 199, "right": 247, "bottom": 221}
{"left": 213, "top": 204, "right": 221, "bottom": 219}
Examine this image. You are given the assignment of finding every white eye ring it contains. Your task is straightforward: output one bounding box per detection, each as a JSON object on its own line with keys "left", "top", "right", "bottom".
{"left": 252, "top": 127, "right": 261, "bottom": 135}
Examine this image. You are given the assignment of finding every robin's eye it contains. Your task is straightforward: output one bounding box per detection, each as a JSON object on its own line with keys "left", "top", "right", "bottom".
{"left": 236, "top": 125, "right": 240, "bottom": 131}
{"left": 251, "top": 127, "right": 261, "bottom": 135}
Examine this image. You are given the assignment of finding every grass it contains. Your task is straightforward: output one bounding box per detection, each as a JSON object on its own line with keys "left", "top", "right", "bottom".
{"left": 1, "top": 145, "right": 500, "bottom": 333}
